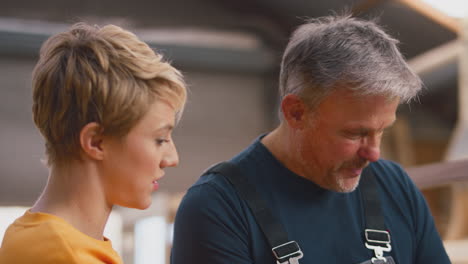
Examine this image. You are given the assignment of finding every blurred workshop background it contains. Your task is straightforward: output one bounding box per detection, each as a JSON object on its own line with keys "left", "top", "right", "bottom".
{"left": 0, "top": 0, "right": 468, "bottom": 263}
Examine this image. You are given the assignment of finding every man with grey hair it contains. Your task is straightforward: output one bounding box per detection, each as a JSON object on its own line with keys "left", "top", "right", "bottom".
{"left": 171, "top": 15, "right": 450, "bottom": 264}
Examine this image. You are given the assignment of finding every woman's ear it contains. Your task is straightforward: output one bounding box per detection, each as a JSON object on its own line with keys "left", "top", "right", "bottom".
{"left": 281, "top": 94, "right": 307, "bottom": 129}
{"left": 79, "top": 122, "right": 105, "bottom": 161}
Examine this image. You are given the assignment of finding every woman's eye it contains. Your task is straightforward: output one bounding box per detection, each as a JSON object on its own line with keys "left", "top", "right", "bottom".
{"left": 155, "top": 138, "right": 170, "bottom": 145}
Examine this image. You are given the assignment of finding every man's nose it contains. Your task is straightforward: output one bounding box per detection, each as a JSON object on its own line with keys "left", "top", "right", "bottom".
{"left": 358, "top": 137, "right": 381, "bottom": 162}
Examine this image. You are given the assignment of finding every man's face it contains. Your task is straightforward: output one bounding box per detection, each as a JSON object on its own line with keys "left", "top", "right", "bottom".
{"left": 294, "top": 89, "right": 398, "bottom": 192}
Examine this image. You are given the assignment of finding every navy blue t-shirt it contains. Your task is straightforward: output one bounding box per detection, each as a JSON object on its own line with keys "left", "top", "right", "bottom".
{"left": 171, "top": 137, "right": 450, "bottom": 264}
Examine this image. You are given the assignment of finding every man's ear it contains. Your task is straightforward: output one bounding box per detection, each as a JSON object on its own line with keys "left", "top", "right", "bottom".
{"left": 281, "top": 94, "right": 307, "bottom": 129}
{"left": 79, "top": 122, "right": 105, "bottom": 161}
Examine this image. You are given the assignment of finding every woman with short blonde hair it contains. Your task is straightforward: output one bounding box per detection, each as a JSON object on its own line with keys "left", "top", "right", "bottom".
{"left": 0, "top": 22, "right": 187, "bottom": 263}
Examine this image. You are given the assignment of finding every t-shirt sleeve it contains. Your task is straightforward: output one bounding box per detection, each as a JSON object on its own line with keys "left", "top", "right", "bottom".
{"left": 170, "top": 177, "right": 254, "bottom": 264}
{"left": 393, "top": 162, "right": 451, "bottom": 264}
{"left": 0, "top": 222, "right": 81, "bottom": 264}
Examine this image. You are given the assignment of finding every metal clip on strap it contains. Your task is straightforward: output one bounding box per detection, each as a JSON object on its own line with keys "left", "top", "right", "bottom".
{"left": 365, "top": 229, "right": 391, "bottom": 245}
{"left": 365, "top": 229, "right": 391, "bottom": 263}
{"left": 272, "top": 241, "right": 304, "bottom": 264}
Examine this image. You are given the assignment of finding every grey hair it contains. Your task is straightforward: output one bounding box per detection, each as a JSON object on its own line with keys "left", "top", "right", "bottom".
{"left": 279, "top": 14, "right": 422, "bottom": 109}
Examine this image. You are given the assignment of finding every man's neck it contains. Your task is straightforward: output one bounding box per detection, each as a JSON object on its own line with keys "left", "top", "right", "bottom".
{"left": 262, "top": 125, "right": 292, "bottom": 168}
{"left": 261, "top": 124, "right": 309, "bottom": 180}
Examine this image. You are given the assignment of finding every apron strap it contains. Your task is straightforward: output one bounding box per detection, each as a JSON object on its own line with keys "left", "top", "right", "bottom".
{"left": 360, "top": 166, "right": 392, "bottom": 262}
{"left": 206, "top": 162, "right": 304, "bottom": 264}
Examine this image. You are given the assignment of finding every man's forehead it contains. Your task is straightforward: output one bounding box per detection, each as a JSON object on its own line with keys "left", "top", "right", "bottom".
{"left": 342, "top": 117, "right": 397, "bottom": 130}
{"left": 316, "top": 90, "right": 398, "bottom": 109}
{"left": 312, "top": 91, "right": 399, "bottom": 125}
{"left": 327, "top": 88, "right": 400, "bottom": 102}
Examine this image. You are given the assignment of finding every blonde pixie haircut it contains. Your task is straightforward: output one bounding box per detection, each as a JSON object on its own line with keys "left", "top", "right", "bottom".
{"left": 32, "top": 23, "right": 187, "bottom": 166}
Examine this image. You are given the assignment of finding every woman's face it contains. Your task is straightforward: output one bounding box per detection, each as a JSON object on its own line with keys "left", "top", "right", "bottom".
{"left": 100, "top": 100, "right": 179, "bottom": 209}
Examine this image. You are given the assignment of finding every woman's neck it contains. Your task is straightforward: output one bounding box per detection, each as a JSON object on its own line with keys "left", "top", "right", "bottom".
{"left": 31, "top": 161, "right": 112, "bottom": 240}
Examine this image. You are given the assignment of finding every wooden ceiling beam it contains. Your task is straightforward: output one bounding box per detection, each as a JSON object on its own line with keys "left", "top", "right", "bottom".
{"left": 408, "top": 39, "right": 461, "bottom": 75}
{"left": 351, "top": 0, "right": 387, "bottom": 16}
{"left": 398, "top": 0, "right": 461, "bottom": 33}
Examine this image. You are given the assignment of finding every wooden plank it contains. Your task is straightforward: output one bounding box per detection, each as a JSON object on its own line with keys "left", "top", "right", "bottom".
{"left": 407, "top": 159, "right": 468, "bottom": 240}
{"left": 445, "top": 186, "right": 468, "bottom": 239}
{"left": 405, "top": 159, "right": 468, "bottom": 189}
{"left": 443, "top": 14, "right": 468, "bottom": 243}
{"left": 444, "top": 239, "right": 468, "bottom": 263}
{"left": 392, "top": 117, "right": 415, "bottom": 167}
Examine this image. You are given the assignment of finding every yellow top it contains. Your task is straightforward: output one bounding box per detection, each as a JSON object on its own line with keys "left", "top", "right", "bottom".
{"left": 0, "top": 210, "right": 123, "bottom": 264}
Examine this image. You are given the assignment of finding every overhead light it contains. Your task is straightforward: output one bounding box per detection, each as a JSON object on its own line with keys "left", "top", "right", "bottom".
{"left": 0, "top": 17, "right": 261, "bottom": 51}
{"left": 421, "top": 0, "right": 468, "bottom": 18}
{"left": 136, "top": 28, "right": 261, "bottom": 50}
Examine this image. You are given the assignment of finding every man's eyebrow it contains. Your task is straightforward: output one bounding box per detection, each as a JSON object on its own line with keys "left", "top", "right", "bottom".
{"left": 345, "top": 120, "right": 396, "bottom": 133}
